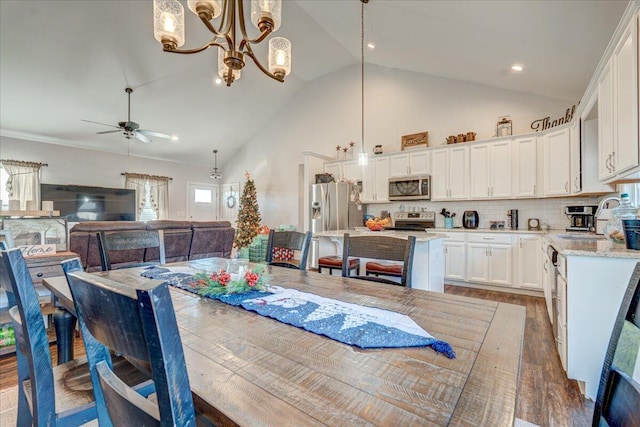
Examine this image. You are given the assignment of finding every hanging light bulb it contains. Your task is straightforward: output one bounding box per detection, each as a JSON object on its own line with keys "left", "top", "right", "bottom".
{"left": 358, "top": 0, "right": 368, "bottom": 166}
{"left": 153, "top": 0, "right": 185, "bottom": 50}
{"left": 210, "top": 149, "right": 222, "bottom": 179}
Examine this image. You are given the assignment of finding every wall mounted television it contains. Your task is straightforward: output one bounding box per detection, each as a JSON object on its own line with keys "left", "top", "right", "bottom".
{"left": 40, "top": 184, "right": 136, "bottom": 222}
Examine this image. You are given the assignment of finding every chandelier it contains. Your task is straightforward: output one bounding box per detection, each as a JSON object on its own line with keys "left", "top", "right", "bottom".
{"left": 210, "top": 149, "right": 222, "bottom": 179}
{"left": 153, "top": 0, "right": 292, "bottom": 86}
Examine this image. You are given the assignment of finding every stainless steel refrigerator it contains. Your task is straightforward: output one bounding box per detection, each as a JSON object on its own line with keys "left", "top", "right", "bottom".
{"left": 309, "top": 182, "right": 363, "bottom": 268}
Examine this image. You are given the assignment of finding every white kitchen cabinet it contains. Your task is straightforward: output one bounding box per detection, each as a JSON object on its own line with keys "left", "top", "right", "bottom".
{"left": 431, "top": 146, "right": 468, "bottom": 200}
{"left": 598, "top": 58, "right": 616, "bottom": 180}
{"left": 569, "top": 121, "right": 582, "bottom": 194}
{"left": 541, "top": 240, "right": 553, "bottom": 324}
{"left": 441, "top": 231, "right": 466, "bottom": 281}
{"left": 542, "top": 126, "right": 571, "bottom": 196}
{"left": 469, "top": 141, "right": 512, "bottom": 199}
{"left": 466, "top": 233, "right": 513, "bottom": 287}
{"left": 611, "top": 17, "right": 639, "bottom": 176}
{"left": 516, "top": 235, "right": 542, "bottom": 290}
{"left": 342, "top": 160, "right": 363, "bottom": 182}
{"left": 512, "top": 136, "right": 537, "bottom": 198}
{"left": 556, "top": 271, "right": 568, "bottom": 372}
{"left": 388, "top": 151, "right": 430, "bottom": 177}
{"left": 323, "top": 162, "right": 342, "bottom": 180}
{"left": 361, "top": 157, "right": 389, "bottom": 203}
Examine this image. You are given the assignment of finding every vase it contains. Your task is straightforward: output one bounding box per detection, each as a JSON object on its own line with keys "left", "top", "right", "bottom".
{"left": 444, "top": 218, "right": 453, "bottom": 229}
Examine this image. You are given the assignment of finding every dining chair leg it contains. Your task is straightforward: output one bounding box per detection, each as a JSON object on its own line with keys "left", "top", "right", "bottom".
{"left": 53, "top": 308, "right": 76, "bottom": 364}
{"left": 15, "top": 348, "right": 32, "bottom": 427}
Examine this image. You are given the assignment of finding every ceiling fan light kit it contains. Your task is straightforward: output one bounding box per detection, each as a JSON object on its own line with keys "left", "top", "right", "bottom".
{"left": 153, "top": 0, "right": 291, "bottom": 87}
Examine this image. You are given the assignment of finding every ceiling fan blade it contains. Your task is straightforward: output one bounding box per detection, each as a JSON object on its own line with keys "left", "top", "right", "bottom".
{"left": 134, "top": 131, "right": 152, "bottom": 144}
{"left": 138, "top": 129, "right": 172, "bottom": 139}
{"left": 81, "top": 119, "right": 120, "bottom": 129}
{"left": 96, "top": 129, "right": 122, "bottom": 135}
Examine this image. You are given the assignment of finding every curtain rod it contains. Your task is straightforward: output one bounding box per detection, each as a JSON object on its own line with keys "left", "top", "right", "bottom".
{"left": 0, "top": 159, "right": 48, "bottom": 167}
{"left": 121, "top": 172, "right": 173, "bottom": 181}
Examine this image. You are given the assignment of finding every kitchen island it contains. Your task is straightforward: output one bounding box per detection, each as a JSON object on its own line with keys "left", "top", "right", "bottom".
{"left": 543, "top": 233, "right": 640, "bottom": 400}
{"left": 314, "top": 229, "right": 445, "bottom": 292}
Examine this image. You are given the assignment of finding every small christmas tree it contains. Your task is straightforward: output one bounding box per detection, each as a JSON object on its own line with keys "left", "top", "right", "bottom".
{"left": 234, "top": 172, "right": 262, "bottom": 249}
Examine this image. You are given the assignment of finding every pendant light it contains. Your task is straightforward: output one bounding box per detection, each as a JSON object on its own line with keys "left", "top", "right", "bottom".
{"left": 210, "top": 149, "right": 222, "bottom": 179}
{"left": 358, "top": 0, "right": 369, "bottom": 166}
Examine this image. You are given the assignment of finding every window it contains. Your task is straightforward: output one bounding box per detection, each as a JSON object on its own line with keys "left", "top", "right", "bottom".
{"left": 0, "top": 167, "right": 8, "bottom": 210}
{"left": 194, "top": 189, "right": 212, "bottom": 204}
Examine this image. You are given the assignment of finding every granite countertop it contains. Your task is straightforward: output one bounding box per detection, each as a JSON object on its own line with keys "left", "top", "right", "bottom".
{"left": 314, "top": 229, "right": 445, "bottom": 242}
{"left": 545, "top": 234, "right": 640, "bottom": 259}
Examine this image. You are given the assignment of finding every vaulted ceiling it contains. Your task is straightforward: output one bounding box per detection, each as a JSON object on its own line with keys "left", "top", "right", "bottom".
{"left": 0, "top": 1, "right": 629, "bottom": 166}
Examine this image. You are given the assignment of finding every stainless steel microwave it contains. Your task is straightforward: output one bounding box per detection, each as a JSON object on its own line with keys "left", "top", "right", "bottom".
{"left": 388, "top": 175, "right": 431, "bottom": 201}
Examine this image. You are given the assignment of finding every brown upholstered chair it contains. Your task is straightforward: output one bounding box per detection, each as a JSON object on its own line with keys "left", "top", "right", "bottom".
{"left": 341, "top": 233, "right": 416, "bottom": 287}
{"left": 266, "top": 230, "right": 312, "bottom": 270}
{"left": 592, "top": 262, "right": 640, "bottom": 426}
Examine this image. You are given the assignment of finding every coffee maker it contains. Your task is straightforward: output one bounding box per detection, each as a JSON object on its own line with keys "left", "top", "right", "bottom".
{"left": 565, "top": 205, "right": 597, "bottom": 232}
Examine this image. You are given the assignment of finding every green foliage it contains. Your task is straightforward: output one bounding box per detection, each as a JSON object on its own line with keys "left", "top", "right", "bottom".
{"left": 234, "top": 175, "right": 262, "bottom": 249}
{"left": 191, "top": 263, "right": 270, "bottom": 296}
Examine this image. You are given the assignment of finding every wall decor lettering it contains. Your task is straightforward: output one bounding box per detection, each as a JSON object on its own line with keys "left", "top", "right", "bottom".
{"left": 19, "top": 244, "right": 56, "bottom": 258}
{"left": 401, "top": 131, "right": 429, "bottom": 151}
{"left": 530, "top": 105, "right": 576, "bottom": 132}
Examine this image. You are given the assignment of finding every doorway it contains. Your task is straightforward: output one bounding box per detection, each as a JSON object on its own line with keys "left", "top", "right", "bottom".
{"left": 187, "top": 182, "right": 218, "bottom": 221}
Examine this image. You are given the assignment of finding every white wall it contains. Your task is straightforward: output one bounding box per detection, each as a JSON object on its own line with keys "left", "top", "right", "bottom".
{"left": 223, "top": 63, "right": 574, "bottom": 228}
{"left": 0, "top": 136, "right": 213, "bottom": 220}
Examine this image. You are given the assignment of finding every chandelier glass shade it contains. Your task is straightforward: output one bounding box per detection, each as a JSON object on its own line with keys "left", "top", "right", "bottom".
{"left": 153, "top": 0, "right": 292, "bottom": 86}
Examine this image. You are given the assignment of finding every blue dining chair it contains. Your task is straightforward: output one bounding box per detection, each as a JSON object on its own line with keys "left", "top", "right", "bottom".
{"left": 63, "top": 259, "right": 196, "bottom": 426}
{"left": 0, "top": 248, "right": 97, "bottom": 426}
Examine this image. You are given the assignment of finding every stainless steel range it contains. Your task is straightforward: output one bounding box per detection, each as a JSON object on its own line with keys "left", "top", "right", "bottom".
{"left": 388, "top": 211, "right": 435, "bottom": 231}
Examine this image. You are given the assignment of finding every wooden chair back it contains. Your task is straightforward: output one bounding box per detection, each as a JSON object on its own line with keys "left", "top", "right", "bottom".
{"left": 64, "top": 265, "right": 196, "bottom": 426}
{"left": 266, "top": 230, "right": 312, "bottom": 270}
{"left": 592, "top": 262, "right": 640, "bottom": 426}
{"left": 0, "top": 248, "right": 97, "bottom": 426}
{"left": 97, "top": 229, "right": 166, "bottom": 271}
{"left": 341, "top": 233, "right": 416, "bottom": 287}
{"left": 0, "top": 229, "right": 15, "bottom": 250}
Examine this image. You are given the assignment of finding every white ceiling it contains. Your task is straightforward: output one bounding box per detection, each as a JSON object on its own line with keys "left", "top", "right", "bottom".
{"left": 0, "top": 0, "right": 629, "bottom": 167}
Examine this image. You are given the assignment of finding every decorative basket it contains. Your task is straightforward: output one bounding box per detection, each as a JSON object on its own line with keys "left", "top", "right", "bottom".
{"left": 248, "top": 235, "right": 269, "bottom": 262}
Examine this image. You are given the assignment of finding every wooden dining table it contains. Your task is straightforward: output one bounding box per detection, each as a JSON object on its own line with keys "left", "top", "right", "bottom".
{"left": 43, "top": 260, "right": 525, "bottom": 427}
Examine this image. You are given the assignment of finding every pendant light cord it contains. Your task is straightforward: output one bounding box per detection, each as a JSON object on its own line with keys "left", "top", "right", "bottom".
{"left": 361, "top": 0, "right": 365, "bottom": 154}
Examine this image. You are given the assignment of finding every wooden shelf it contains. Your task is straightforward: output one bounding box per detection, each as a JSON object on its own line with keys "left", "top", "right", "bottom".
{"left": 0, "top": 210, "right": 60, "bottom": 217}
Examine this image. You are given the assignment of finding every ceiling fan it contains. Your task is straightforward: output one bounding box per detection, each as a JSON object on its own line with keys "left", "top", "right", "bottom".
{"left": 82, "top": 87, "right": 174, "bottom": 144}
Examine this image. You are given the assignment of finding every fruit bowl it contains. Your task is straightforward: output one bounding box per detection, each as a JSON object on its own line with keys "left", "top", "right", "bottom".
{"left": 367, "top": 223, "right": 384, "bottom": 231}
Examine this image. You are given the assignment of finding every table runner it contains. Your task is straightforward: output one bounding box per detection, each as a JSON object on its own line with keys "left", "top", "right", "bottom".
{"left": 142, "top": 266, "right": 455, "bottom": 358}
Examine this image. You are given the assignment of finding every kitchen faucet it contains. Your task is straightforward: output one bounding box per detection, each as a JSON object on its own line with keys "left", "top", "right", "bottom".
{"left": 595, "top": 196, "right": 621, "bottom": 218}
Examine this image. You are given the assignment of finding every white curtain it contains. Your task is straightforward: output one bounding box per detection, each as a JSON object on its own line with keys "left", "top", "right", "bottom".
{"left": 1, "top": 160, "right": 43, "bottom": 210}
{"left": 124, "top": 173, "right": 169, "bottom": 220}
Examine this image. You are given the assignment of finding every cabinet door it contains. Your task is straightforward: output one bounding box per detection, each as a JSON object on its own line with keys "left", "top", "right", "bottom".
{"left": 543, "top": 128, "right": 571, "bottom": 196}
{"left": 613, "top": 21, "right": 639, "bottom": 175}
{"left": 556, "top": 274, "right": 568, "bottom": 372}
{"left": 448, "top": 146, "right": 469, "bottom": 200}
{"left": 490, "top": 140, "right": 513, "bottom": 198}
{"left": 409, "top": 151, "right": 430, "bottom": 175}
{"left": 518, "top": 236, "right": 541, "bottom": 289}
{"left": 570, "top": 121, "right": 582, "bottom": 194}
{"left": 373, "top": 157, "right": 389, "bottom": 201}
{"left": 542, "top": 254, "right": 553, "bottom": 323}
{"left": 342, "top": 160, "right": 363, "bottom": 182}
{"left": 467, "top": 243, "right": 489, "bottom": 283}
{"left": 388, "top": 154, "right": 410, "bottom": 177}
{"left": 488, "top": 244, "right": 512, "bottom": 286}
{"left": 512, "top": 137, "right": 537, "bottom": 198}
{"left": 431, "top": 149, "right": 449, "bottom": 200}
{"left": 361, "top": 162, "right": 376, "bottom": 202}
{"left": 324, "top": 163, "right": 342, "bottom": 181}
{"left": 444, "top": 241, "right": 466, "bottom": 281}
{"left": 598, "top": 59, "right": 615, "bottom": 180}
{"left": 469, "top": 143, "right": 491, "bottom": 198}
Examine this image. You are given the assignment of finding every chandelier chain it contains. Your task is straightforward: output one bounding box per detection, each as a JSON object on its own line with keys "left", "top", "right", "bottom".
{"left": 361, "top": 0, "right": 366, "bottom": 155}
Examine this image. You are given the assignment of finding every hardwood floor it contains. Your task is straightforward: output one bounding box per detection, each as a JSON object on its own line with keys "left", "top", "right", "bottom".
{"left": 446, "top": 284, "right": 593, "bottom": 427}
{"left": 0, "top": 287, "right": 594, "bottom": 426}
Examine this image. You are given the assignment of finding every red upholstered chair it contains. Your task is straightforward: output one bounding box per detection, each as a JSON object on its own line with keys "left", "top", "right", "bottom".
{"left": 342, "top": 233, "right": 416, "bottom": 287}
{"left": 317, "top": 255, "right": 360, "bottom": 276}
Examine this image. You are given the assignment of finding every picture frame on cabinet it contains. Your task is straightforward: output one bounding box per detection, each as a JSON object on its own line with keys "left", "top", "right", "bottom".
{"left": 401, "top": 131, "right": 429, "bottom": 151}
{"left": 1, "top": 218, "right": 67, "bottom": 252}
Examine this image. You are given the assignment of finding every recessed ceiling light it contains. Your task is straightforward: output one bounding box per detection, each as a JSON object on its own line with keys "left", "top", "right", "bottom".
{"left": 511, "top": 64, "right": 524, "bottom": 72}
{"left": 214, "top": 78, "right": 223, "bottom": 85}
{"left": 171, "top": 135, "right": 179, "bottom": 141}
{"left": 367, "top": 42, "right": 375, "bottom": 49}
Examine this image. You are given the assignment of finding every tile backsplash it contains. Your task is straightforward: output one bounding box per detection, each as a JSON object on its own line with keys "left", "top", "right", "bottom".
{"left": 367, "top": 196, "right": 602, "bottom": 230}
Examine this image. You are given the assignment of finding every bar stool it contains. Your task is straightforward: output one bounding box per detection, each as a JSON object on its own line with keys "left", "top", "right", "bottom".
{"left": 365, "top": 261, "right": 403, "bottom": 280}
{"left": 317, "top": 255, "right": 360, "bottom": 276}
